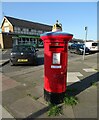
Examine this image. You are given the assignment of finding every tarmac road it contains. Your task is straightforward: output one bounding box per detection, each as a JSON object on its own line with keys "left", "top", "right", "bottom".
{"left": 1, "top": 48, "right": 91, "bottom": 74}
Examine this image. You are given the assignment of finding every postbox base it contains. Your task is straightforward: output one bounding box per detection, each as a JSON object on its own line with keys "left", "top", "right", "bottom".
{"left": 44, "top": 89, "right": 66, "bottom": 104}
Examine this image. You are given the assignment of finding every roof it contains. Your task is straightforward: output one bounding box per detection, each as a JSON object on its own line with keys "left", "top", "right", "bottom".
{"left": 3, "top": 16, "right": 52, "bottom": 31}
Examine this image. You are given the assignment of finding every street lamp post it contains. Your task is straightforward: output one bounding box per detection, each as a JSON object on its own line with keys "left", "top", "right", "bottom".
{"left": 83, "top": 26, "right": 88, "bottom": 60}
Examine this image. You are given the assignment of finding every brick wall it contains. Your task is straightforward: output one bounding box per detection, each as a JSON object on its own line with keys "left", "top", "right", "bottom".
{"left": 0, "top": 33, "right": 4, "bottom": 49}
{"left": 2, "top": 33, "right": 13, "bottom": 49}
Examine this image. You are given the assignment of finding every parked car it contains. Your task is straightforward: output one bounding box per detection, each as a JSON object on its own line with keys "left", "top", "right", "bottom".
{"left": 69, "top": 43, "right": 82, "bottom": 53}
{"left": 76, "top": 44, "right": 90, "bottom": 55}
{"left": 69, "top": 43, "right": 90, "bottom": 55}
{"left": 86, "top": 42, "right": 99, "bottom": 53}
{"left": 68, "top": 42, "right": 74, "bottom": 49}
{"left": 10, "top": 44, "right": 38, "bottom": 66}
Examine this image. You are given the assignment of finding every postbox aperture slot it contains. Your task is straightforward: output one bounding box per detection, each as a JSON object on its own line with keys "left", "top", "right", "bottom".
{"left": 50, "top": 46, "right": 64, "bottom": 48}
{"left": 49, "top": 43, "right": 65, "bottom": 51}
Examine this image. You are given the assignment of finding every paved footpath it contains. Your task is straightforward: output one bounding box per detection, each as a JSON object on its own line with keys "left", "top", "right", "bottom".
{"left": 1, "top": 53, "right": 99, "bottom": 119}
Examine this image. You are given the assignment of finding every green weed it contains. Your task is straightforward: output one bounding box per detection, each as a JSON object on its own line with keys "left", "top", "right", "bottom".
{"left": 27, "top": 93, "right": 38, "bottom": 100}
{"left": 47, "top": 103, "right": 63, "bottom": 116}
{"left": 33, "top": 83, "right": 36, "bottom": 86}
{"left": 91, "top": 82, "right": 98, "bottom": 87}
{"left": 32, "top": 96, "right": 39, "bottom": 100}
{"left": 27, "top": 93, "right": 32, "bottom": 97}
{"left": 64, "top": 95, "right": 78, "bottom": 106}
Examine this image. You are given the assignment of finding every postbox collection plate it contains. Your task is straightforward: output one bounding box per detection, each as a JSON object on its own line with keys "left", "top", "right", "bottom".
{"left": 51, "top": 65, "right": 62, "bottom": 69}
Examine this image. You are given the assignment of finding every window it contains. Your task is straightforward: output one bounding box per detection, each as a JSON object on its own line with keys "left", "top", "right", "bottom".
{"left": 22, "top": 38, "right": 25, "bottom": 44}
{"left": 29, "top": 29, "right": 31, "bottom": 32}
{"left": 16, "top": 27, "right": 21, "bottom": 33}
{"left": 14, "top": 27, "right": 17, "bottom": 31}
{"left": 20, "top": 28, "right": 23, "bottom": 31}
{"left": 92, "top": 43, "right": 98, "bottom": 46}
{"left": 14, "top": 27, "right": 18, "bottom": 33}
{"left": 18, "top": 38, "right": 22, "bottom": 44}
{"left": 18, "top": 27, "right": 20, "bottom": 31}
{"left": 4, "top": 27, "right": 9, "bottom": 32}
{"left": 21, "top": 31, "right": 23, "bottom": 34}
{"left": 38, "top": 30, "right": 43, "bottom": 34}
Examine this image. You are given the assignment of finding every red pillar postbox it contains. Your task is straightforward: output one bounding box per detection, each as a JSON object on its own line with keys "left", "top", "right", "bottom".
{"left": 40, "top": 21, "right": 73, "bottom": 104}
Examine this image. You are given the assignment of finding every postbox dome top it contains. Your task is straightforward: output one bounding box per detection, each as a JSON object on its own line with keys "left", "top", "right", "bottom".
{"left": 40, "top": 31, "right": 73, "bottom": 37}
{"left": 40, "top": 31, "right": 73, "bottom": 42}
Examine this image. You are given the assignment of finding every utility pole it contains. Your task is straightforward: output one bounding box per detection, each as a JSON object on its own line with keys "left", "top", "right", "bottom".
{"left": 83, "top": 26, "right": 88, "bottom": 60}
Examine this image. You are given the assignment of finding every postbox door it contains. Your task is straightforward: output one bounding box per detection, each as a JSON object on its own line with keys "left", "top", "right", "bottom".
{"left": 44, "top": 42, "right": 68, "bottom": 93}
{"left": 49, "top": 47, "right": 68, "bottom": 93}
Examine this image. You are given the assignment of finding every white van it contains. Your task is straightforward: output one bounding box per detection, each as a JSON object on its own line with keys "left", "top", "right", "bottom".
{"left": 85, "top": 42, "right": 99, "bottom": 52}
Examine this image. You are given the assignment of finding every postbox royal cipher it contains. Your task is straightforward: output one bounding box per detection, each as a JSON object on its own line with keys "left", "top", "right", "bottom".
{"left": 40, "top": 21, "right": 73, "bottom": 104}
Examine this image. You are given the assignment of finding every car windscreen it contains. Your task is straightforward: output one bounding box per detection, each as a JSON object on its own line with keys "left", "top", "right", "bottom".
{"left": 77, "top": 44, "right": 84, "bottom": 48}
{"left": 12, "top": 45, "right": 35, "bottom": 52}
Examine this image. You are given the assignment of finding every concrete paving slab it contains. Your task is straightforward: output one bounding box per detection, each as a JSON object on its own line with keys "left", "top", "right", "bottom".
{"left": 83, "top": 68, "right": 97, "bottom": 72}
{"left": 2, "top": 74, "right": 20, "bottom": 91}
{"left": 8, "top": 96, "right": 45, "bottom": 118}
{"left": 0, "top": 73, "right": 2, "bottom": 93}
{"left": 67, "top": 75, "right": 80, "bottom": 83}
{"left": 67, "top": 72, "right": 83, "bottom": 83}
{"left": 2, "top": 106, "right": 14, "bottom": 119}
{"left": 42, "top": 72, "right": 83, "bottom": 83}
{"left": 0, "top": 68, "right": 2, "bottom": 72}
{"left": 0, "top": 104, "right": 2, "bottom": 120}
{"left": 73, "top": 86, "right": 97, "bottom": 118}
{"left": 83, "top": 53, "right": 97, "bottom": 70}
{"left": 37, "top": 95, "right": 48, "bottom": 106}
{"left": 10, "top": 69, "right": 44, "bottom": 87}
{"left": 72, "top": 72, "right": 83, "bottom": 77}
{"left": 26, "top": 85, "right": 43, "bottom": 99}
{"left": 63, "top": 105, "right": 75, "bottom": 118}
{"left": 2, "top": 85, "right": 27, "bottom": 107}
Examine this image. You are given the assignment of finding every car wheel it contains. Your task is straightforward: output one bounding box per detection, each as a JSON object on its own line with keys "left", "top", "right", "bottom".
{"left": 33, "top": 58, "right": 38, "bottom": 66}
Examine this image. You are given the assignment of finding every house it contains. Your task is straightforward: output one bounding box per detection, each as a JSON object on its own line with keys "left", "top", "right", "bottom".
{"left": 0, "top": 16, "right": 52, "bottom": 49}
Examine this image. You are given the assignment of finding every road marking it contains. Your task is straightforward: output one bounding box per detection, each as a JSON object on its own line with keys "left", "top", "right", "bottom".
{"left": 83, "top": 68, "right": 97, "bottom": 72}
